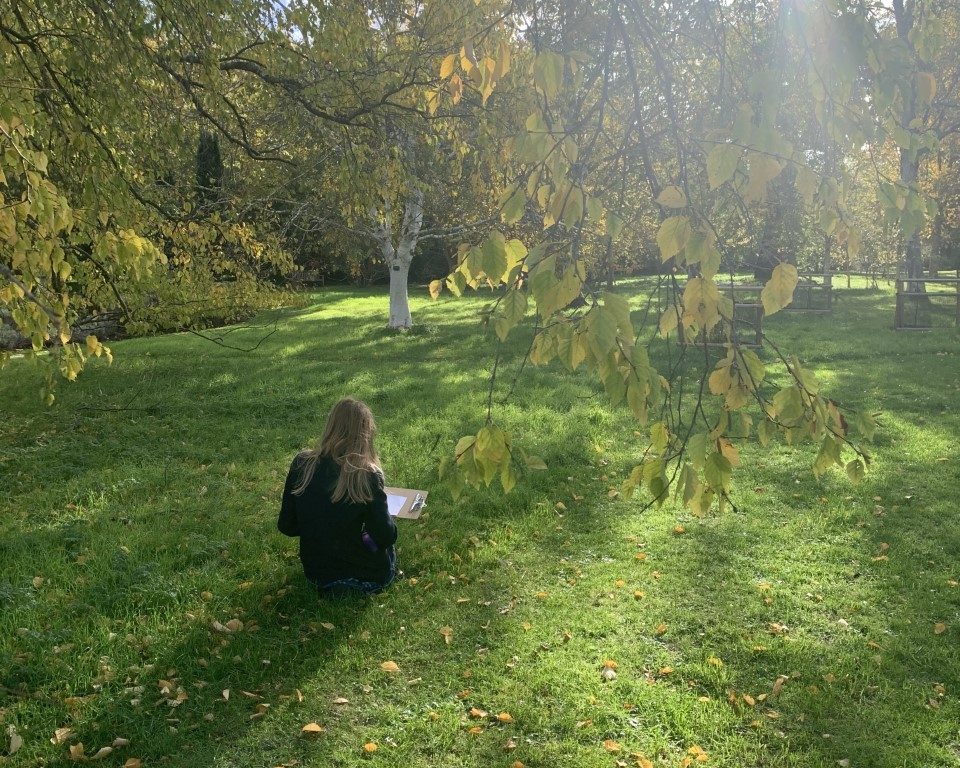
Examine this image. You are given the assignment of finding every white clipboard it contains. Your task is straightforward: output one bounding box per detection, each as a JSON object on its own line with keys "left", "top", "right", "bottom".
{"left": 384, "top": 486, "right": 428, "bottom": 519}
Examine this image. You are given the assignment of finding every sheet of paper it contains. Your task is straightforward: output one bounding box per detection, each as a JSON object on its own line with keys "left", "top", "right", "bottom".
{"left": 387, "top": 493, "right": 407, "bottom": 517}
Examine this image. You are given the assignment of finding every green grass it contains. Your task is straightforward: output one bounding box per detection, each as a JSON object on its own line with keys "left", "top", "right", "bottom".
{"left": 1, "top": 278, "right": 958, "bottom": 767}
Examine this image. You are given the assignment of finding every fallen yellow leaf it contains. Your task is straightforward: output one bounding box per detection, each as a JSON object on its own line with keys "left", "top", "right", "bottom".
{"left": 380, "top": 660, "right": 400, "bottom": 673}
{"left": 51, "top": 727, "right": 75, "bottom": 745}
{"left": 469, "top": 707, "right": 488, "bottom": 718}
{"left": 654, "top": 622, "right": 668, "bottom": 636}
{"left": 123, "top": 759, "right": 143, "bottom": 768}
{"left": 301, "top": 722, "right": 325, "bottom": 735}
{"left": 497, "top": 712, "right": 513, "bottom": 723}
{"left": 363, "top": 741, "right": 378, "bottom": 752}
{"left": 934, "top": 622, "right": 947, "bottom": 635}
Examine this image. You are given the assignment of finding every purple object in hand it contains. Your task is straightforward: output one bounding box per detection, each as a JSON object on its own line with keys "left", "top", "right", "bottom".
{"left": 361, "top": 531, "right": 378, "bottom": 552}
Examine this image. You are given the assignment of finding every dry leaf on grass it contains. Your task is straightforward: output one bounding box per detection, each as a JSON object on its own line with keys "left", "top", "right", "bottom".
{"left": 380, "top": 660, "right": 400, "bottom": 673}
{"left": 301, "top": 723, "right": 325, "bottom": 736}
{"left": 7, "top": 726, "right": 23, "bottom": 756}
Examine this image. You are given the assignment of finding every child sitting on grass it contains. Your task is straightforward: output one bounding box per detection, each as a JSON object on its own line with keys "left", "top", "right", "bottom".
{"left": 278, "top": 397, "right": 398, "bottom": 595}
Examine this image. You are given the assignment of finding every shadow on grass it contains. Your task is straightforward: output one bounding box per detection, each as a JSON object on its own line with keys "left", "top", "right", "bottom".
{"left": 2, "top": 284, "right": 958, "bottom": 766}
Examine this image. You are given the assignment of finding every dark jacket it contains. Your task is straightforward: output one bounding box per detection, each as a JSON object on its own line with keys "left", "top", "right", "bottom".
{"left": 278, "top": 453, "right": 397, "bottom": 586}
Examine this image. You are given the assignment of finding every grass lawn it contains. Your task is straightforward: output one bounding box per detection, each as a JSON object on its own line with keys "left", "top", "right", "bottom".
{"left": 1, "top": 278, "right": 958, "bottom": 767}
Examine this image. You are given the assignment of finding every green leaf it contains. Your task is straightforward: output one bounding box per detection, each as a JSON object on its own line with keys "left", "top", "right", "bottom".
{"left": 650, "top": 421, "right": 669, "bottom": 452}
{"left": 707, "top": 144, "right": 742, "bottom": 189}
{"left": 525, "top": 454, "right": 548, "bottom": 470}
{"left": 606, "top": 212, "right": 625, "bottom": 239}
{"left": 687, "top": 432, "right": 708, "bottom": 470}
{"left": 916, "top": 71, "right": 936, "bottom": 107}
{"left": 481, "top": 232, "right": 508, "bottom": 282}
{"left": 655, "top": 185, "right": 687, "bottom": 208}
{"left": 500, "top": 186, "right": 526, "bottom": 224}
{"left": 772, "top": 386, "right": 804, "bottom": 423}
{"left": 757, "top": 418, "right": 775, "bottom": 448}
{"left": 656, "top": 215, "right": 691, "bottom": 262}
{"left": 601, "top": 291, "right": 632, "bottom": 342}
{"left": 533, "top": 51, "right": 564, "bottom": 100}
{"left": 704, "top": 452, "right": 732, "bottom": 492}
{"left": 846, "top": 458, "right": 865, "bottom": 484}
{"left": 761, "top": 262, "right": 799, "bottom": 316}
{"left": 585, "top": 305, "right": 619, "bottom": 359}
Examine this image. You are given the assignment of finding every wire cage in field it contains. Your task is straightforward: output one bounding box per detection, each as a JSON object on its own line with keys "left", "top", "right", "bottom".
{"left": 785, "top": 272, "right": 833, "bottom": 313}
{"left": 894, "top": 277, "right": 960, "bottom": 330}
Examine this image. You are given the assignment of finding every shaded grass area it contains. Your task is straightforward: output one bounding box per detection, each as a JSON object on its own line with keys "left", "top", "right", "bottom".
{"left": 1, "top": 279, "right": 959, "bottom": 767}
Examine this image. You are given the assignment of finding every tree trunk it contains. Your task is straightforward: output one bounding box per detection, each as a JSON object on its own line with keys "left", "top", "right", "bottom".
{"left": 372, "top": 185, "right": 423, "bottom": 330}
{"left": 893, "top": 0, "right": 926, "bottom": 290}
{"left": 388, "top": 260, "right": 412, "bottom": 329}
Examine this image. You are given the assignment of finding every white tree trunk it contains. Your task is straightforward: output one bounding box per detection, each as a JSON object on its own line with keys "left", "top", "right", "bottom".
{"left": 388, "top": 260, "right": 412, "bottom": 328}
{"left": 372, "top": 185, "right": 423, "bottom": 330}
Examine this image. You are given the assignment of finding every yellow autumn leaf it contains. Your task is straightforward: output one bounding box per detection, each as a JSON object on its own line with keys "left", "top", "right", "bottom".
{"left": 380, "top": 660, "right": 400, "bottom": 673}
{"left": 497, "top": 712, "right": 514, "bottom": 723}
{"left": 655, "top": 622, "right": 668, "bottom": 635}
{"left": 603, "top": 739, "right": 622, "bottom": 752}
{"left": 123, "top": 759, "right": 143, "bottom": 768}
{"left": 439, "top": 53, "right": 457, "bottom": 79}
{"left": 934, "top": 622, "right": 947, "bottom": 635}
{"left": 301, "top": 722, "right": 325, "bottom": 735}
{"left": 51, "top": 727, "right": 75, "bottom": 745}
{"left": 363, "top": 741, "right": 378, "bottom": 752}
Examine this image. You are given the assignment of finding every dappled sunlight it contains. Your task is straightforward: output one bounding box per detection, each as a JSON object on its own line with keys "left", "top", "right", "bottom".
{"left": 2, "top": 282, "right": 959, "bottom": 767}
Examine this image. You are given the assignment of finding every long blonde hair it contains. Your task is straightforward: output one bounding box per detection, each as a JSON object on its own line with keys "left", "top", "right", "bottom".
{"left": 292, "top": 397, "right": 382, "bottom": 503}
